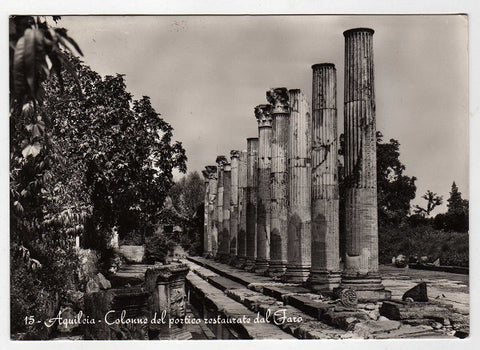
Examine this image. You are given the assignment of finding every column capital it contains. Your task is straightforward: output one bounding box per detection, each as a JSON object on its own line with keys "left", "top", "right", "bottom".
{"left": 202, "top": 169, "right": 209, "bottom": 181}
{"left": 254, "top": 104, "right": 273, "bottom": 127}
{"left": 267, "top": 87, "right": 290, "bottom": 114}
{"left": 230, "top": 150, "right": 241, "bottom": 159}
{"left": 205, "top": 165, "right": 218, "bottom": 179}
{"left": 216, "top": 155, "right": 228, "bottom": 168}
{"left": 343, "top": 27, "right": 374, "bottom": 37}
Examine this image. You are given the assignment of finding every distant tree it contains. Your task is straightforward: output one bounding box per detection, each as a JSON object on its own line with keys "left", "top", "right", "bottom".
{"left": 169, "top": 172, "right": 205, "bottom": 255}
{"left": 434, "top": 182, "right": 469, "bottom": 232}
{"left": 413, "top": 190, "right": 443, "bottom": 217}
{"left": 170, "top": 171, "right": 205, "bottom": 219}
{"left": 447, "top": 182, "right": 469, "bottom": 215}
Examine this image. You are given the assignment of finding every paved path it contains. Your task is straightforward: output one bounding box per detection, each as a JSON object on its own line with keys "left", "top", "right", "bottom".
{"left": 380, "top": 265, "right": 469, "bottom": 314}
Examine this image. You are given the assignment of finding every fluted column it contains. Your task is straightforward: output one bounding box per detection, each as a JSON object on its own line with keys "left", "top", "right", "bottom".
{"left": 309, "top": 64, "right": 341, "bottom": 291}
{"left": 267, "top": 88, "right": 290, "bottom": 276}
{"left": 237, "top": 150, "right": 248, "bottom": 266}
{"left": 206, "top": 165, "right": 218, "bottom": 256}
{"left": 222, "top": 162, "right": 232, "bottom": 262}
{"left": 229, "top": 150, "right": 240, "bottom": 261}
{"left": 244, "top": 138, "right": 259, "bottom": 270}
{"left": 255, "top": 104, "right": 273, "bottom": 274}
{"left": 340, "top": 28, "right": 389, "bottom": 301}
{"left": 215, "top": 156, "right": 227, "bottom": 258}
{"left": 286, "top": 89, "right": 312, "bottom": 282}
{"left": 202, "top": 169, "right": 210, "bottom": 257}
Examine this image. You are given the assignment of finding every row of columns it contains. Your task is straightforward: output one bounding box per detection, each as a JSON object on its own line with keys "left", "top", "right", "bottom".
{"left": 201, "top": 28, "right": 388, "bottom": 300}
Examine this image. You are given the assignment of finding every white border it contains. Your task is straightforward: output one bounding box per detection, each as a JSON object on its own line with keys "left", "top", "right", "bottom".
{"left": 1, "top": 1, "right": 479, "bottom": 350}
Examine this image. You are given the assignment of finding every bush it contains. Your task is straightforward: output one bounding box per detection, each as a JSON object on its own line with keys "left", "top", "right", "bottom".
{"left": 379, "top": 223, "right": 469, "bottom": 267}
{"left": 144, "top": 235, "right": 177, "bottom": 264}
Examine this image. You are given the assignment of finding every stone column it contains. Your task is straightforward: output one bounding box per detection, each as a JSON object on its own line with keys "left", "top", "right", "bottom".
{"left": 340, "top": 28, "right": 389, "bottom": 301}
{"left": 244, "top": 138, "right": 259, "bottom": 270}
{"left": 267, "top": 88, "right": 290, "bottom": 276}
{"left": 286, "top": 89, "right": 312, "bottom": 282}
{"left": 237, "top": 150, "right": 248, "bottom": 266}
{"left": 255, "top": 104, "right": 273, "bottom": 274}
{"left": 229, "top": 150, "right": 240, "bottom": 262}
{"left": 202, "top": 169, "right": 210, "bottom": 257}
{"left": 309, "top": 64, "right": 341, "bottom": 291}
{"left": 222, "top": 162, "right": 232, "bottom": 262}
{"left": 206, "top": 165, "right": 218, "bottom": 257}
{"left": 215, "top": 156, "right": 227, "bottom": 259}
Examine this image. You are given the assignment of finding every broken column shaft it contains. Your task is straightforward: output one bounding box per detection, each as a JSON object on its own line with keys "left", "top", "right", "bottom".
{"left": 267, "top": 88, "right": 290, "bottom": 276}
{"left": 255, "top": 104, "right": 273, "bottom": 274}
{"left": 340, "top": 28, "right": 389, "bottom": 301}
{"left": 309, "top": 64, "right": 341, "bottom": 291}
{"left": 244, "top": 137, "right": 259, "bottom": 270}
{"left": 286, "top": 89, "right": 312, "bottom": 282}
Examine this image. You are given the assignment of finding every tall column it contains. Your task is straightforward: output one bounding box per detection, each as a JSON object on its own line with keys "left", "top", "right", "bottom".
{"left": 222, "top": 162, "right": 232, "bottom": 262}
{"left": 255, "top": 104, "right": 273, "bottom": 274}
{"left": 202, "top": 169, "right": 210, "bottom": 257}
{"left": 237, "top": 150, "right": 248, "bottom": 266}
{"left": 229, "top": 150, "right": 240, "bottom": 262}
{"left": 340, "top": 28, "right": 389, "bottom": 301}
{"left": 215, "top": 156, "right": 227, "bottom": 259}
{"left": 244, "top": 138, "right": 259, "bottom": 270}
{"left": 309, "top": 64, "right": 341, "bottom": 291}
{"left": 206, "top": 165, "right": 218, "bottom": 257}
{"left": 267, "top": 88, "right": 290, "bottom": 276}
{"left": 286, "top": 89, "right": 312, "bottom": 282}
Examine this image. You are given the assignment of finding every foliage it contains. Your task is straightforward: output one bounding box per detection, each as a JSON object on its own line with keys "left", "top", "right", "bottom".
{"left": 379, "top": 223, "right": 468, "bottom": 267}
{"left": 10, "top": 16, "right": 187, "bottom": 338}
{"left": 375, "top": 132, "right": 417, "bottom": 224}
{"left": 10, "top": 16, "right": 84, "bottom": 338}
{"left": 168, "top": 172, "right": 205, "bottom": 255}
{"left": 413, "top": 190, "right": 443, "bottom": 217}
{"left": 144, "top": 235, "right": 177, "bottom": 264}
{"left": 431, "top": 182, "right": 469, "bottom": 232}
{"left": 41, "top": 55, "right": 187, "bottom": 259}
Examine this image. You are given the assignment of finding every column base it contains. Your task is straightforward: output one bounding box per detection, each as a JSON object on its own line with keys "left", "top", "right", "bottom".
{"left": 308, "top": 270, "right": 342, "bottom": 292}
{"left": 243, "top": 258, "right": 256, "bottom": 271}
{"left": 254, "top": 259, "right": 269, "bottom": 275}
{"left": 268, "top": 260, "right": 287, "bottom": 277}
{"left": 202, "top": 252, "right": 213, "bottom": 259}
{"left": 336, "top": 274, "right": 392, "bottom": 302}
{"left": 285, "top": 264, "right": 310, "bottom": 283}
{"left": 216, "top": 253, "right": 231, "bottom": 264}
{"left": 234, "top": 256, "right": 246, "bottom": 268}
{"left": 228, "top": 255, "right": 239, "bottom": 266}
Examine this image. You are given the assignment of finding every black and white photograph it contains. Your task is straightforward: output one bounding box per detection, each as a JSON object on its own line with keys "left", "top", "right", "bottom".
{"left": 4, "top": 1, "right": 478, "bottom": 345}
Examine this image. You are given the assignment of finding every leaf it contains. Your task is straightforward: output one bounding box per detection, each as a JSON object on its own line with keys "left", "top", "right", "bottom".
{"left": 12, "top": 36, "right": 27, "bottom": 96}
{"left": 54, "top": 28, "right": 83, "bottom": 56}
{"left": 23, "top": 28, "right": 36, "bottom": 94}
{"left": 22, "top": 142, "right": 42, "bottom": 158}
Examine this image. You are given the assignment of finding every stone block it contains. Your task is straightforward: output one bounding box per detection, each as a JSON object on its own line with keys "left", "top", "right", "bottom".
{"left": 353, "top": 320, "right": 401, "bottom": 338}
{"left": 402, "top": 282, "right": 428, "bottom": 302}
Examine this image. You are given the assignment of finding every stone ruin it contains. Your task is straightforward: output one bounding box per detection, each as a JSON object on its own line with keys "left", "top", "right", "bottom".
{"left": 201, "top": 28, "right": 390, "bottom": 302}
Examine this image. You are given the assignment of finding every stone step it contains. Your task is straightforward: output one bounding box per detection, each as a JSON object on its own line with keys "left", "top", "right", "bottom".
{"left": 186, "top": 271, "right": 295, "bottom": 339}
{"left": 185, "top": 259, "right": 348, "bottom": 339}
{"left": 185, "top": 257, "right": 454, "bottom": 339}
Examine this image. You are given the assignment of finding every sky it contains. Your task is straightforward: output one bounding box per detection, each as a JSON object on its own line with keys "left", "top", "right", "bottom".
{"left": 56, "top": 15, "right": 468, "bottom": 214}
